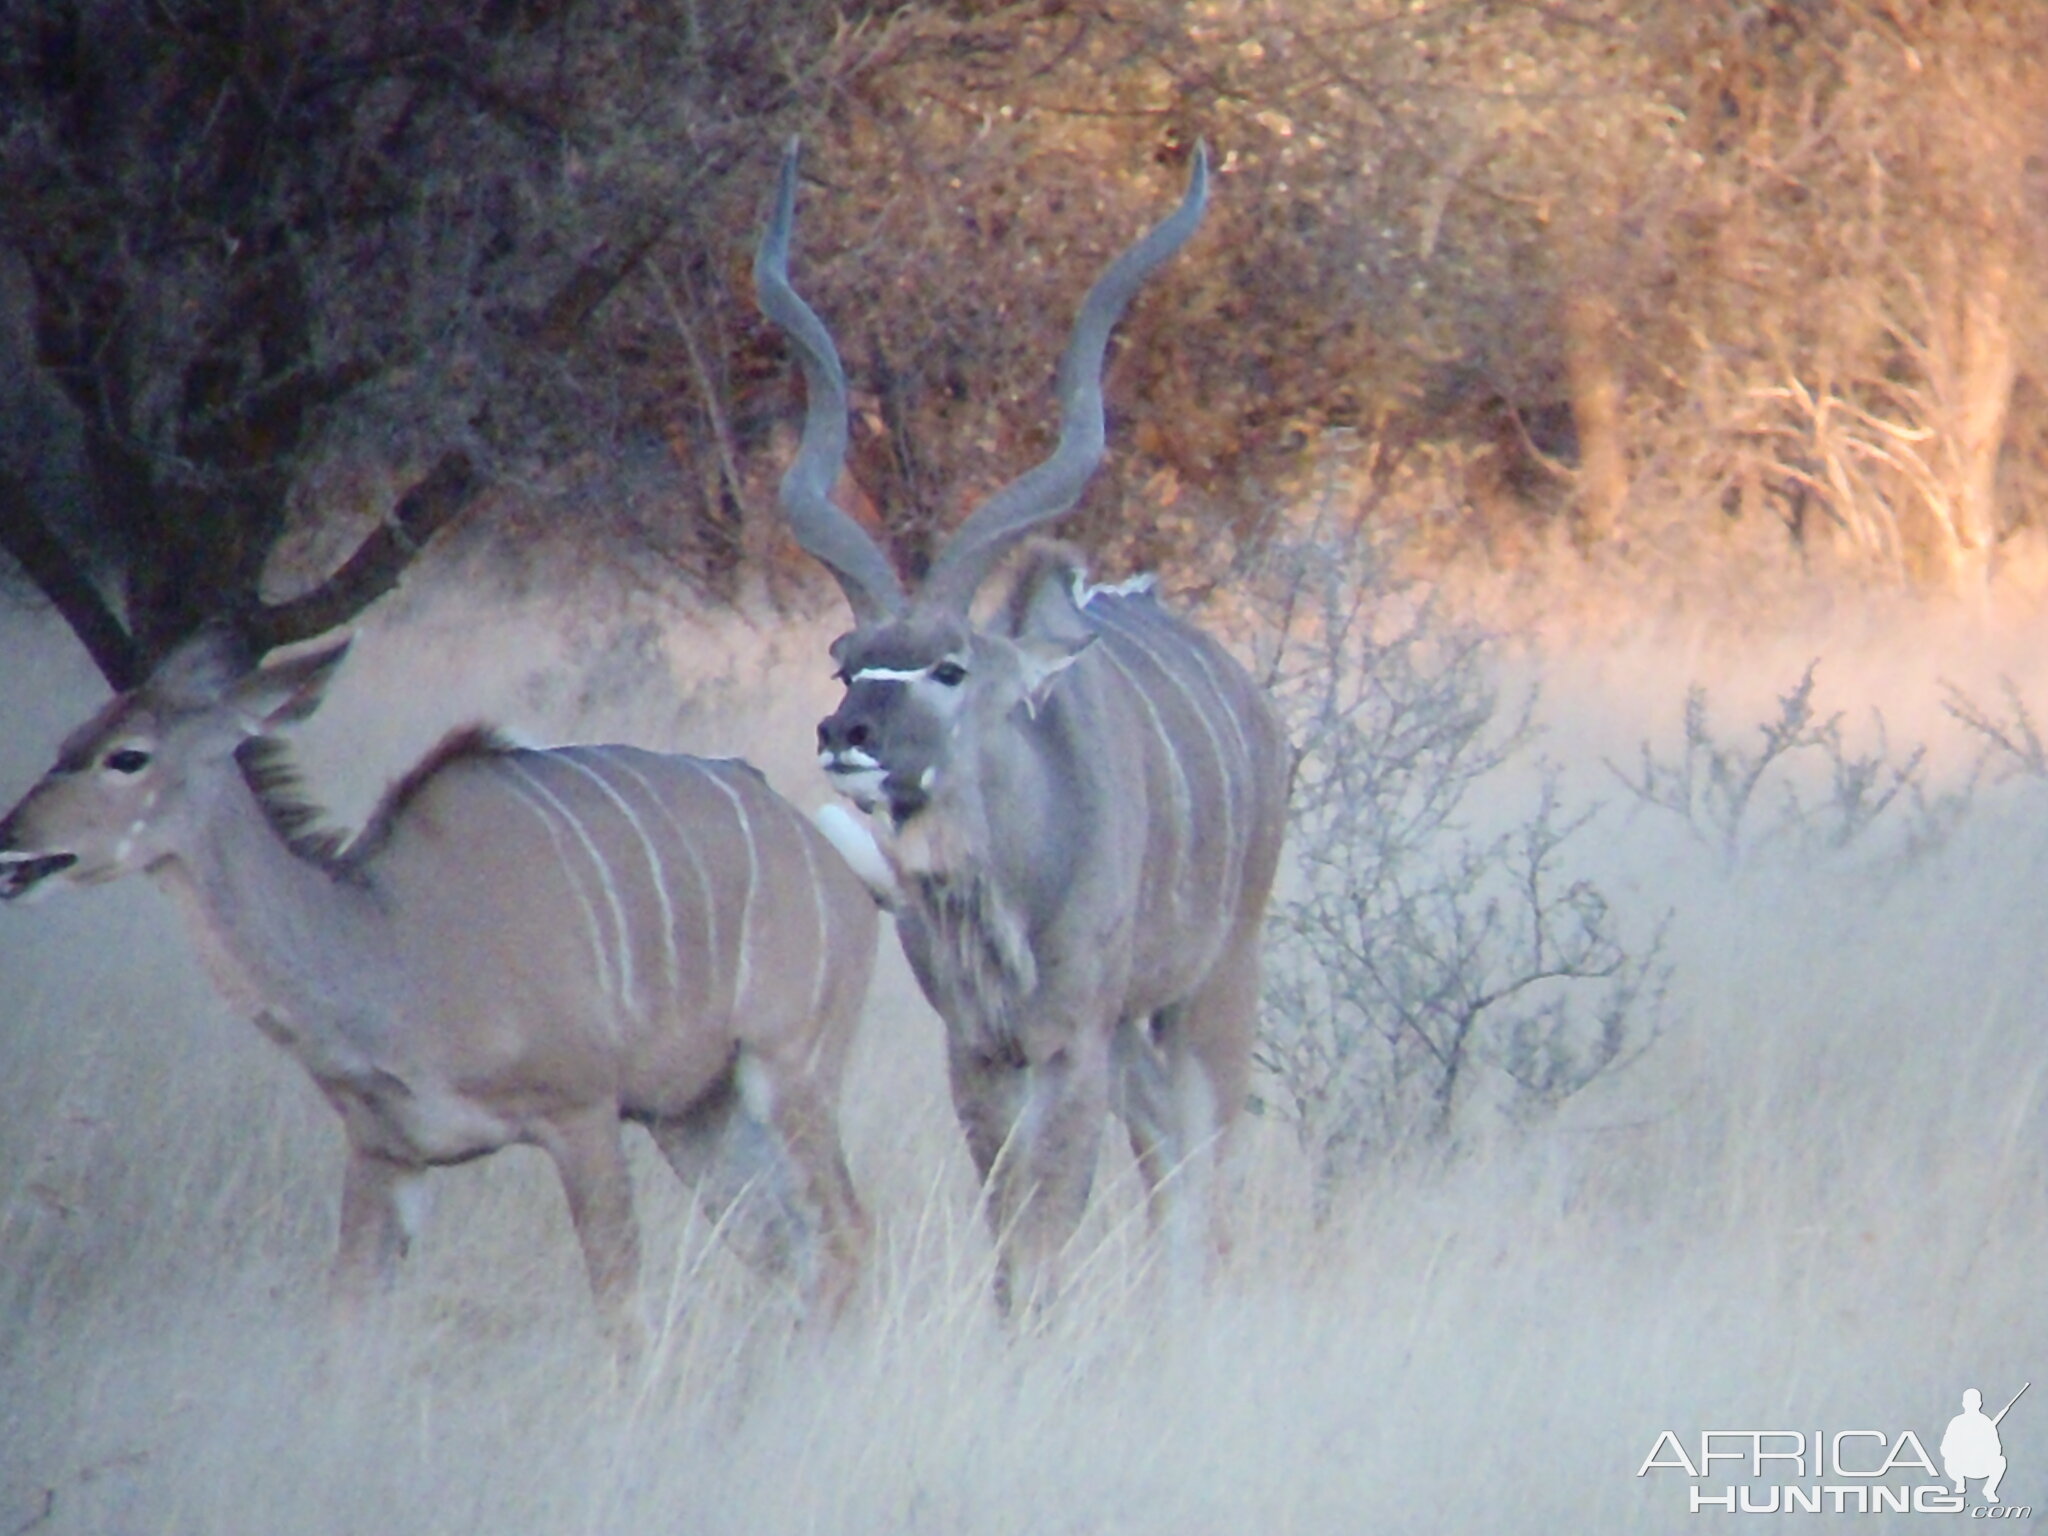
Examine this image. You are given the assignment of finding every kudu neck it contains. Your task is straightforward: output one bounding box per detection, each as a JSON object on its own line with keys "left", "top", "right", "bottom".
{"left": 887, "top": 771, "right": 983, "bottom": 881}
{"left": 149, "top": 759, "right": 386, "bottom": 1029}
{"left": 887, "top": 713, "right": 1049, "bottom": 889}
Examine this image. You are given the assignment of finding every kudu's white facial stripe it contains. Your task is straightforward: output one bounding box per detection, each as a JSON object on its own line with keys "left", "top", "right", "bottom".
{"left": 112, "top": 814, "right": 149, "bottom": 866}
{"left": 848, "top": 654, "right": 970, "bottom": 688}
{"left": 849, "top": 665, "right": 927, "bottom": 683}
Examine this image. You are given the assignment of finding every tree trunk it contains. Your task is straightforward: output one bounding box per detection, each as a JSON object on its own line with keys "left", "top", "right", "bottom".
{"left": 1564, "top": 285, "right": 1629, "bottom": 550}
{"left": 1560, "top": 160, "right": 1629, "bottom": 552}
{"left": 1945, "top": 247, "right": 2015, "bottom": 599}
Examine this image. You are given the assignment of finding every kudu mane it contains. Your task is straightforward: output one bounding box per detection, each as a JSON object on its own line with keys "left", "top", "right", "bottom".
{"left": 237, "top": 724, "right": 516, "bottom": 873}
{"left": 994, "top": 540, "right": 1125, "bottom": 635}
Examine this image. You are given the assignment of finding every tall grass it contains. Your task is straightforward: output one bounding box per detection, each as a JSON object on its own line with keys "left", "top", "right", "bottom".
{"left": 2, "top": 566, "right": 2044, "bottom": 1533}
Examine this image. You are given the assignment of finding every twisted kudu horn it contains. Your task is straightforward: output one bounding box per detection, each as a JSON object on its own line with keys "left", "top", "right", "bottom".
{"left": 918, "top": 143, "right": 1209, "bottom": 617}
{"left": 754, "top": 139, "right": 907, "bottom": 624}
{"left": 756, "top": 140, "right": 1209, "bottom": 621}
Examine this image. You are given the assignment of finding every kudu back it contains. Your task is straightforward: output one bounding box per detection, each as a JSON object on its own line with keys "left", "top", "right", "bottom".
{"left": 756, "top": 142, "right": 1289, "bottom": 1309}
{"left": 0, "top": 631, "right": 876, "bottom": 1348}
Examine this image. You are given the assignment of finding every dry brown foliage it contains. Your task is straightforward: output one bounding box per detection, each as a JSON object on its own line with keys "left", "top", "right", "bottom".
{"left": 6, "top": 0, "right": 2048, "bottom": 682}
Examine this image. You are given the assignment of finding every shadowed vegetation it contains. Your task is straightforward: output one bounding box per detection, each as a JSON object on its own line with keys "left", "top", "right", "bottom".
{"left": 6, "top": 1, "right": 2048, "bottom": 687}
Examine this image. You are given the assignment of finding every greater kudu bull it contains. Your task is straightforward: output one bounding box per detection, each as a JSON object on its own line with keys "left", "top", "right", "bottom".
{"left": 755, "top": 143, "right": 1289, "bottom": 1309}
{"left": 0, "top": 631, "right": 876, "bottom": 1349}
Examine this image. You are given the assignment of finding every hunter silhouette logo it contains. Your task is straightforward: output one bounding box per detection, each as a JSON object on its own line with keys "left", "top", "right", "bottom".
{"left": 1942, "top": 1384, "right": 2028, "bottom": 1507}
{"left": 1637, "top": 1381, "right": 2033, "bottom": 1515}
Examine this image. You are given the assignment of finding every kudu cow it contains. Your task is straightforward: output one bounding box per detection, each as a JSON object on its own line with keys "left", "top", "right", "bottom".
{"left": 756, "top": 143, "right": 1289, "bottom": 1309}
{"left": 0, "top": 631, "right": 876, "bottom": 1349}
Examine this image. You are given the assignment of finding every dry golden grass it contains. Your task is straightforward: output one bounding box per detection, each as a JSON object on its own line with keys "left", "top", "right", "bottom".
{"left": 3, "top": 555, "right": 2045, "bottom": 1533}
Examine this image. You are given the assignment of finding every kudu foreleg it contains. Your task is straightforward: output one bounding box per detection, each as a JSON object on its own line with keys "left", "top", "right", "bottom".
{"left": 330, "top": 1145, "right": 419, "bottom": 1319}
{"left": 950, "top": 1036, "right": 1111, "bottom": 1315}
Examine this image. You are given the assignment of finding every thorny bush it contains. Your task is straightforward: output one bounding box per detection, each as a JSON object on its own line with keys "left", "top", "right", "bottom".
{"left": 1248, "top": 496, "right": 1668, "bottom": 1204}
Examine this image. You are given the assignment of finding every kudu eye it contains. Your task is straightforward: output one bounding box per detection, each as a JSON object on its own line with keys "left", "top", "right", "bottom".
{"left": 103, "top": 748, "right": 152, "bottom": 775}
{"left": 930, "top": 661, "right": 968, "bottom": 688}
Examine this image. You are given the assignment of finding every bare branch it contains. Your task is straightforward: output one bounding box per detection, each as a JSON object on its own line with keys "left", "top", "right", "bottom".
{"left": 250, "top": 450, "right": 479, "bottom": 652}
{"left": 0, "top": 469, "right": 139, "bottom": 689}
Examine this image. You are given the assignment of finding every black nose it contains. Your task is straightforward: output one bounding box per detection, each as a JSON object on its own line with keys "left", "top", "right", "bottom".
{"left": 819, "top": 716, "right": 869, "bottom": 753}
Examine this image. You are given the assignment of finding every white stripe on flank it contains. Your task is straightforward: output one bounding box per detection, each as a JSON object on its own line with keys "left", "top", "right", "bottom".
{"left": 507, "top": 757, "right": 636, "bottom": 1025}
{"left": 1161, "top": 628, "right": 1259, "bottom": 895}
{"left": 701, "top": 767, "right": 761, "bottom": 1014}
{"left": 558, "top": 750, "right": 681, "bottom": 1014}
{"left": 1165, "top": 619, "right": 1257, "bottom": 774}
{"left": 1094, "top": 640, "right": 1192, "bottom": 905}
{"left": 497, "top": 759, "right": 616, "bottom": 1007}
{"left": 1094, "top": 605, "right": 1243, "bottom": 897}
{"left": 620, "top": 759, "right": 724, "bottom": 1016}
{"left": 794, "top": 815, "right": 832, "bottom": 1024}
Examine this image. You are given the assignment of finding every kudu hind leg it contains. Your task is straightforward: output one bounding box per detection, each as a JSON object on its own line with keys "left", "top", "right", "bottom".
{"left": 1115, "top": 1008, "right": 1220, "bottom": 1293}
{"left": 1173, "top": 939, "right": 1263, "bottom": 1265}
{"left": 650, "top": 1098, "right": 804, "bottom": 1288}
{"left": 1116, "top": 1011, "right": 1180, "bottom": 1213}
{"left": 541, "top": 1106, "right": 646, "bottom": 1359}
{"left": 742, "top": 1050, "right": 869, "bottom": 1318}
{"left": 1119, "top": 967, "right": 1254, "bottom": 1286}
{"left": 648, "top": 1052, "right": 868, "bottom": 1319}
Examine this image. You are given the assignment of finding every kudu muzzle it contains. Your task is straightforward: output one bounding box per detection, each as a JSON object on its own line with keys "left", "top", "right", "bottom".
{"left": 817, "top": 688, "right": 935, "bottom": 823}
{"left": 0, "top": 809, "right": 80, "bottom": 900}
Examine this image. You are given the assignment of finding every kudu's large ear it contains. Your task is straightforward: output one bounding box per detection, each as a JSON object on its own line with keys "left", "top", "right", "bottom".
{"left": 1001, "top": 544, "right": 1097, "bottom": 647}
{"left": 228, "top": 637, "right": 352, "bottom": 732}
{"left": 999, "top": 544, "right": 1098, "bottom": 712}
{"left": 1013, "top": 631, "right": 1092, "bottom": 716}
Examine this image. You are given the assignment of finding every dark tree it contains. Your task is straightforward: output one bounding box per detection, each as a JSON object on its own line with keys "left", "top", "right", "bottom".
{"left": 0, "top": 0, "right": 846, "bottom": 686}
